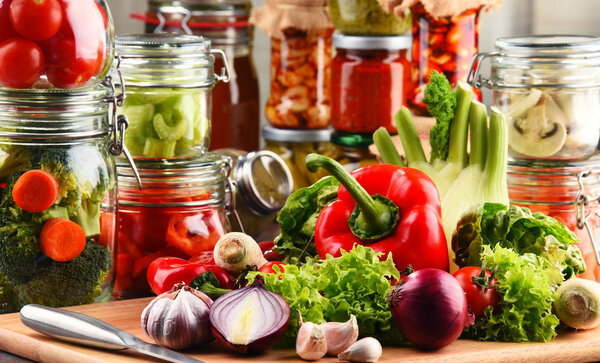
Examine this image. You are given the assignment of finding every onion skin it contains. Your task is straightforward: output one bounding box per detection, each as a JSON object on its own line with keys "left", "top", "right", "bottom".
{"left": 388, "top": 268, "right": 472, "bottom": 350}
{"left": 209, "top": 275, "right": 290, "bottom": 354}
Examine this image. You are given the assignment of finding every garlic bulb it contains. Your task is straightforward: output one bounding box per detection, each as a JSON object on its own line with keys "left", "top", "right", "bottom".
{"left": 141, "top": 283, "right": 213, "bottom": 350}
{"left": 296, "top": 314, "right": 327, "bottom": 361}
{"left": 320, "top": 314, "right": 358, "bottom": 356}
{"left": 338, "top": 337, "right": 382, "bottom": 363}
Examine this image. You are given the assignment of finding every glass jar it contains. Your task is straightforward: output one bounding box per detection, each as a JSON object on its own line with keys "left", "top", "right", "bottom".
{"left": 115, "top": 152, "right": 231, "bottom": 298}
{"left": 468, "top": 35, "right": 600, "bottom": 161}
{"left": 215, "top": 147, "right": 293, "bottom": 240}
{"left": 0, "top": 85, "right": 121, "bottom": 313}
{"left": 262, "top": 126, "right": 334, "bottom": 190}
{"left": 331, "top": 132, "right": 378, "bottom": 171}
{"left": 507, "top": 157, "right": 600, "bottom": 281}
{"left": 332, "top": 34, "right": 411, "bottom": 134}
{"left": 115, "top": 33, "right": 230, "bottom": 158}
{"left": 407, "top": 3, "right": 482, "bottom": 115}
{"left": 0, "top": 0, "right": 114, "bottom": 90}
{"left": 327, "top": 0, "right": 411, "bottom": 36}
{"left": 266, "top": 28, "right": 333, "bottom": 129}
{"left": 134, "top": 0, "right": 260, "bottom": 151}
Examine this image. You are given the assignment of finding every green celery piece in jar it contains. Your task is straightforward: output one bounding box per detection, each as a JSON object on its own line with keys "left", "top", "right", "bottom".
{"left": 143, "top": 138, "right": 177, "bottom": 158}
{"left": 152, "top": 113, "right": 188, "bottom": 141}
{"left": 122, "top": 103, "right": 155, "bottom": 156}
{"left": 192, "top": 91, "right": 210, "bottom": 145}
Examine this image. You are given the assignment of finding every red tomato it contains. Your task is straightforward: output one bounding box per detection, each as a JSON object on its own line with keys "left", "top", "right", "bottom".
{"left": 45, "top": 37, "right": 103, "bottom": 88}
{"left": 0, "top": 38, "right": 44, "bottom": 88}
{"left": 453, "top": 266, "right": 500, "bottom": 319}
{"left": 258, "top": 261, "right": 286, "bottom": 275}
{"left": 95, "top": 1, "right": 108, "bottom": 29}
{"left": 0, "top": 0, "right": 16, "bottom": 43}
{"left": 258, "top": 241, "right": 283, "bottom": 261}
{"left": 9, "top": 0, "right": 62, "bottom": 41}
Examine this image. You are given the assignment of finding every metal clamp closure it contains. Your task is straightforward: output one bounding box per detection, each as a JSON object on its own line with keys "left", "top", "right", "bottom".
{"left": 223, "top": 160, "right": 245, "bottom": 233}
{"left": 155, "top": 6, "right": 192, "bottom": 35}
{"left": 575, "top": 170, "right": 600, "bottom": 266}
{"left": 467, "top": 52, "right": 497, "bottom": 89}
{"left": 210, "top": 48, "right": 231, "bottom": 83}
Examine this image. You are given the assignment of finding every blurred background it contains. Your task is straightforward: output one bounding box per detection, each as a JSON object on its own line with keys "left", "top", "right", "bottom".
{"left": 106, "top": 0, "right": 600, "bottom": 121}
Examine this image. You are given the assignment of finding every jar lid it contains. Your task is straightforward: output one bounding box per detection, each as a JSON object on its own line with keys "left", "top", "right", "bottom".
{"left": 262, "top": 126, "right": 332, "bottom": 143}
{"left": 333, "top": 33, "right": 411, "bottom": 51}
{"left": 331, "top": 132, "right": 374, "bottom": 148}
{"left": 495, "top": 35, "right": 600, "bottom": 57}
{"left": 234, "top": 150, "right": 293, "bottom": 215}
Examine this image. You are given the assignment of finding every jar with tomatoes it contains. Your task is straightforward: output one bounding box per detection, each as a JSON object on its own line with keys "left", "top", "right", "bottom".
{"left": 507, "top": 157, "right": 600, "bottom": 281}
{"left": 0, "top": 84, "right": 126, "bottom": 313}
{"left": 115, "top": 152, "right": 232, "bottom": 298}
{"left": 115, "top": 33, "right": 230, "bottom": 158}
{"left": 0, "top": 0, "right": 113, "bottom": 89}
{"left": 332, "top": 34, "right": 411, "bottom": 134}
{"left": 133, "top": 0, "right": 261, "bottom": 151}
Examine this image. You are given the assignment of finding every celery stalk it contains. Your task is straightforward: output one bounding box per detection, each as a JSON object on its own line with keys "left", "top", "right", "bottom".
{"left": 469, "top": 100, "right": 488, "bottom": 167}
{"left": 446, "top": 83, "right": 474, "bottom": 168}
{"left": 394, "top": 106, "right": 427, "bottom": 165}
{"left": 373, "top": 127, "right": 405, "bottom": 166}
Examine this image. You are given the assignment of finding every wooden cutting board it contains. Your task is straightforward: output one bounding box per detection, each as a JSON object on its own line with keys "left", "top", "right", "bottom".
{"left": 0, "top": 297, "right": 599, "bottom": 363}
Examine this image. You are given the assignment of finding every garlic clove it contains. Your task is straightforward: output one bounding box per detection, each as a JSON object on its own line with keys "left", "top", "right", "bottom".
{"left": 296, "top": 321, "right": 328, "bottom": 361}
{"left": 338, "top": 337, "right": 382, "bottom": 363}
{"left": 319, "top": 314, "right": 358, "bottom": 356}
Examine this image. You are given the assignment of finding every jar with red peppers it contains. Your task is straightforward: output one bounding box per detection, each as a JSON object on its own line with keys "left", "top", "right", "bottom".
{"left": 406, "top": 3, "right": 482, "bottom": 115}
{"left": 332, "top": 34, "right": 411, "bottom": 134}
{"left": 115, "top": 152, "right": 231, "bottom": 298}
{"left": 507, "top": 157, "right": 600, "bottom": 282}
{"left": 132, "top": 0, "right": 260, "bottom": 151}
{"left": 251, "top": 0, "right": 334, "bottom": 129}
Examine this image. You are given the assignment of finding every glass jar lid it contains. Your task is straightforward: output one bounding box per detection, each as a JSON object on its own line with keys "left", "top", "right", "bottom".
{"left": 115, "top": 33, "right": 229, "bottom": 88}
{"left": 333, "top": 33, "right": 411, "bottom": 51}
{"left": 331, "top": 132, "right": 373, "bottom": 148}
{"left": 262, "top": 126, "right": 332, "bottom": 143}
{"left": 495, "top": 35, "right": 600, "bottom": 57}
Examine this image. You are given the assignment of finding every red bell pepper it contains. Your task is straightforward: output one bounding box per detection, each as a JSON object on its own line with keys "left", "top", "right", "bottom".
{"left": 258, "top": 241, "right": 283, "bottom": 261}
{"left": 147, "top": 257, "right": 233, "bottom": 296}
{"left": 306, "top": 154, "right": 449, "bottom": 272}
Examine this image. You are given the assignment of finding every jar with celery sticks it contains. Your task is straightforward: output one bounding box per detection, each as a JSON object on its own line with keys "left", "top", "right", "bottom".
{"left": 507, "top": 157, "right": 600, "bottom": 281}
{"left": 115, "top": 33, "right": 230, "bottom": 158}
{"left": 468, "top": 35, "right": 600, "bottom": 161}
{"left": 0, "top": 82, "right": 133, "bottom": 312}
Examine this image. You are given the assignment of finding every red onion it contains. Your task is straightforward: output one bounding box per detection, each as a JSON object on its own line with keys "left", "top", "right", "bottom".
{"left": 209, "top": 275, "right": 290, "bottom": 354}
{"left": 387, "top": 268, "right": 473, "bottom": 350}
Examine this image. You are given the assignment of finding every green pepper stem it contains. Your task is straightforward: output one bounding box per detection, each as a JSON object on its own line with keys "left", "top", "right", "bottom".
{"left": 373, "top": 127, "right": 405, "bottom": 166}
{"left": 306, "top": 154, "right": 398, "bottom": 239}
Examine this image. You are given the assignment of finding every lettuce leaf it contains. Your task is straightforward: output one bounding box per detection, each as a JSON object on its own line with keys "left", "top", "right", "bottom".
{"left": 247, "top": 245, "right": 403, "bottom": 347}
{"left": 463, "top": 245, "right": 562, "bottom": 342}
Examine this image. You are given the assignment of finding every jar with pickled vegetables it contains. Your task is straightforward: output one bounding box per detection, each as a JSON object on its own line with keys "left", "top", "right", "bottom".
{"left": 262, "top": 126, "right": 334, "bottom": 189}
{"left": 251, "top": 0, "right": 334, "bottom": 129}
{"left": 507, "top": 157, "right": 600, "bottom": 281}
{"left": 115, "top": 33, "right": 230, "bottom": 158}
{"left": 0, "top": 0, "right": 113, "bottom": 89}
{"left": 328, "top": 0, "right": 411, "bottom": 35}
{"left": 115, "top": 152, "right": 231, "bottom": 298}
{"left": 332, "top": 34, "right": 411, "bottom": 134}
{"left": 406, "top": 3, "right": 482, "bottom": 115}
{"left": 331, "top": 132, "right": 378, "bottom": 171}
{"left": 0, "top": 85, "right": 127, "bottom": 313}
{"left": 468, "top": 35, "right": 600, "bottom": 161}
{"left": 132, "top": 0, "right": 260, "bottom": 151}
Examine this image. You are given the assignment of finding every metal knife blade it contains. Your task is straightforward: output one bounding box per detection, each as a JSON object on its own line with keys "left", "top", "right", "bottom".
{"left": 20, "top": 304, "right": 203, "bottom": 363}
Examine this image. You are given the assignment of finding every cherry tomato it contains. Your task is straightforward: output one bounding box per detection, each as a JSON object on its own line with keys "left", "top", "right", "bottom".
{"left": 9, "top": 0, "right": 62, "bottom": 41}
{"left": 258, "top": 261, "right": 286, "bottom": 275}
{"left": 0, "top": 38, "right": 44, "bottom": 88}
{"left": 45, "top": 37, "right": 103, "bottom": 88}
{"left": 0, "top": 0, "right": 16, "bottom": 43}
{"left": 258, "top": 241, "right": 283, "bottom": 261}
{"left": 453, "top": 266, "right": 500, "bottom": 319}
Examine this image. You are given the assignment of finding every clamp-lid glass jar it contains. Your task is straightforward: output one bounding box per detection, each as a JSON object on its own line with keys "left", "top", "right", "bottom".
{"left": 0, "top": 0, "right": 114, "bottom": 90}
{"left": 332, "top": 34, "right": 411, "bottom": 134}
{"left": 133, "top": 0, "right": 260, "bottom": 151}
{"left": 468, "top": 35, "right": 600, "bottom": 161}
{"left": 115, "top": 33, "right": 230, "bottom": 158}
{"left": 115, "top": 152, "right": 231, "bottom": 298}
{"left": 331, "top": 132, "right": 378, "bottom": 171}
{"left": 0, "top": 85, "right": 122, "bottom": 313}
{"left": 507, "top": 157, "right": 600, "bottom": 281}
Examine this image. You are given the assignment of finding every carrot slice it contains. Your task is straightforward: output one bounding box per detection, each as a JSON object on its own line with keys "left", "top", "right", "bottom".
{"left": 12, "top": 170, "right": 59, "bottom": 212}
{"left": 40, "top": 218, "right": 86, "bottom": 262}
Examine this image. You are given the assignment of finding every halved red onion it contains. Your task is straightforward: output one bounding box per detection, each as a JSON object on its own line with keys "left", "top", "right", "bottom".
{"left": 209, "top": 275, "right": 290, "bottom": 354}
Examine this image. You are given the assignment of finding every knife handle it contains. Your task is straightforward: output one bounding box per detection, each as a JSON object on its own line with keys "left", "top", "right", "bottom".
{"left": 20, "top": 304, "right": 130, "bottom": 350}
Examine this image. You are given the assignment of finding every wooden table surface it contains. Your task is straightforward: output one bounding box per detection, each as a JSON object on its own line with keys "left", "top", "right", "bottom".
{"left": 0, "top": 297, "right": 600, "bottom": 362}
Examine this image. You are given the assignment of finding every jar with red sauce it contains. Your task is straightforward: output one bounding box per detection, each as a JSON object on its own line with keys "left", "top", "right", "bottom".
{"left": 407, "top": 3, "right": 482, "bottom": 115}
{"left": 507, "top": 157, "right": 600, "bottom": 281}
{"left": 115, "top": 152, "right": 231, "bottom": 298}
{"left": 332, "top": 34, "right": 411, "bottom": 134}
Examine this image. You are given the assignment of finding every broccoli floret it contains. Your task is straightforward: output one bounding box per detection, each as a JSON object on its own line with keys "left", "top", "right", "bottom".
{"left": 0, "top": 271, "right": 19, "bottom": 313}
{"left": 423, "top": 71, "right": 457, "bottom": 162}
{"left": 0, "top": 145, "right": 32, "bottom": 181}
{"left": 14, "top": 241, "right": 112, "bottom": 308}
